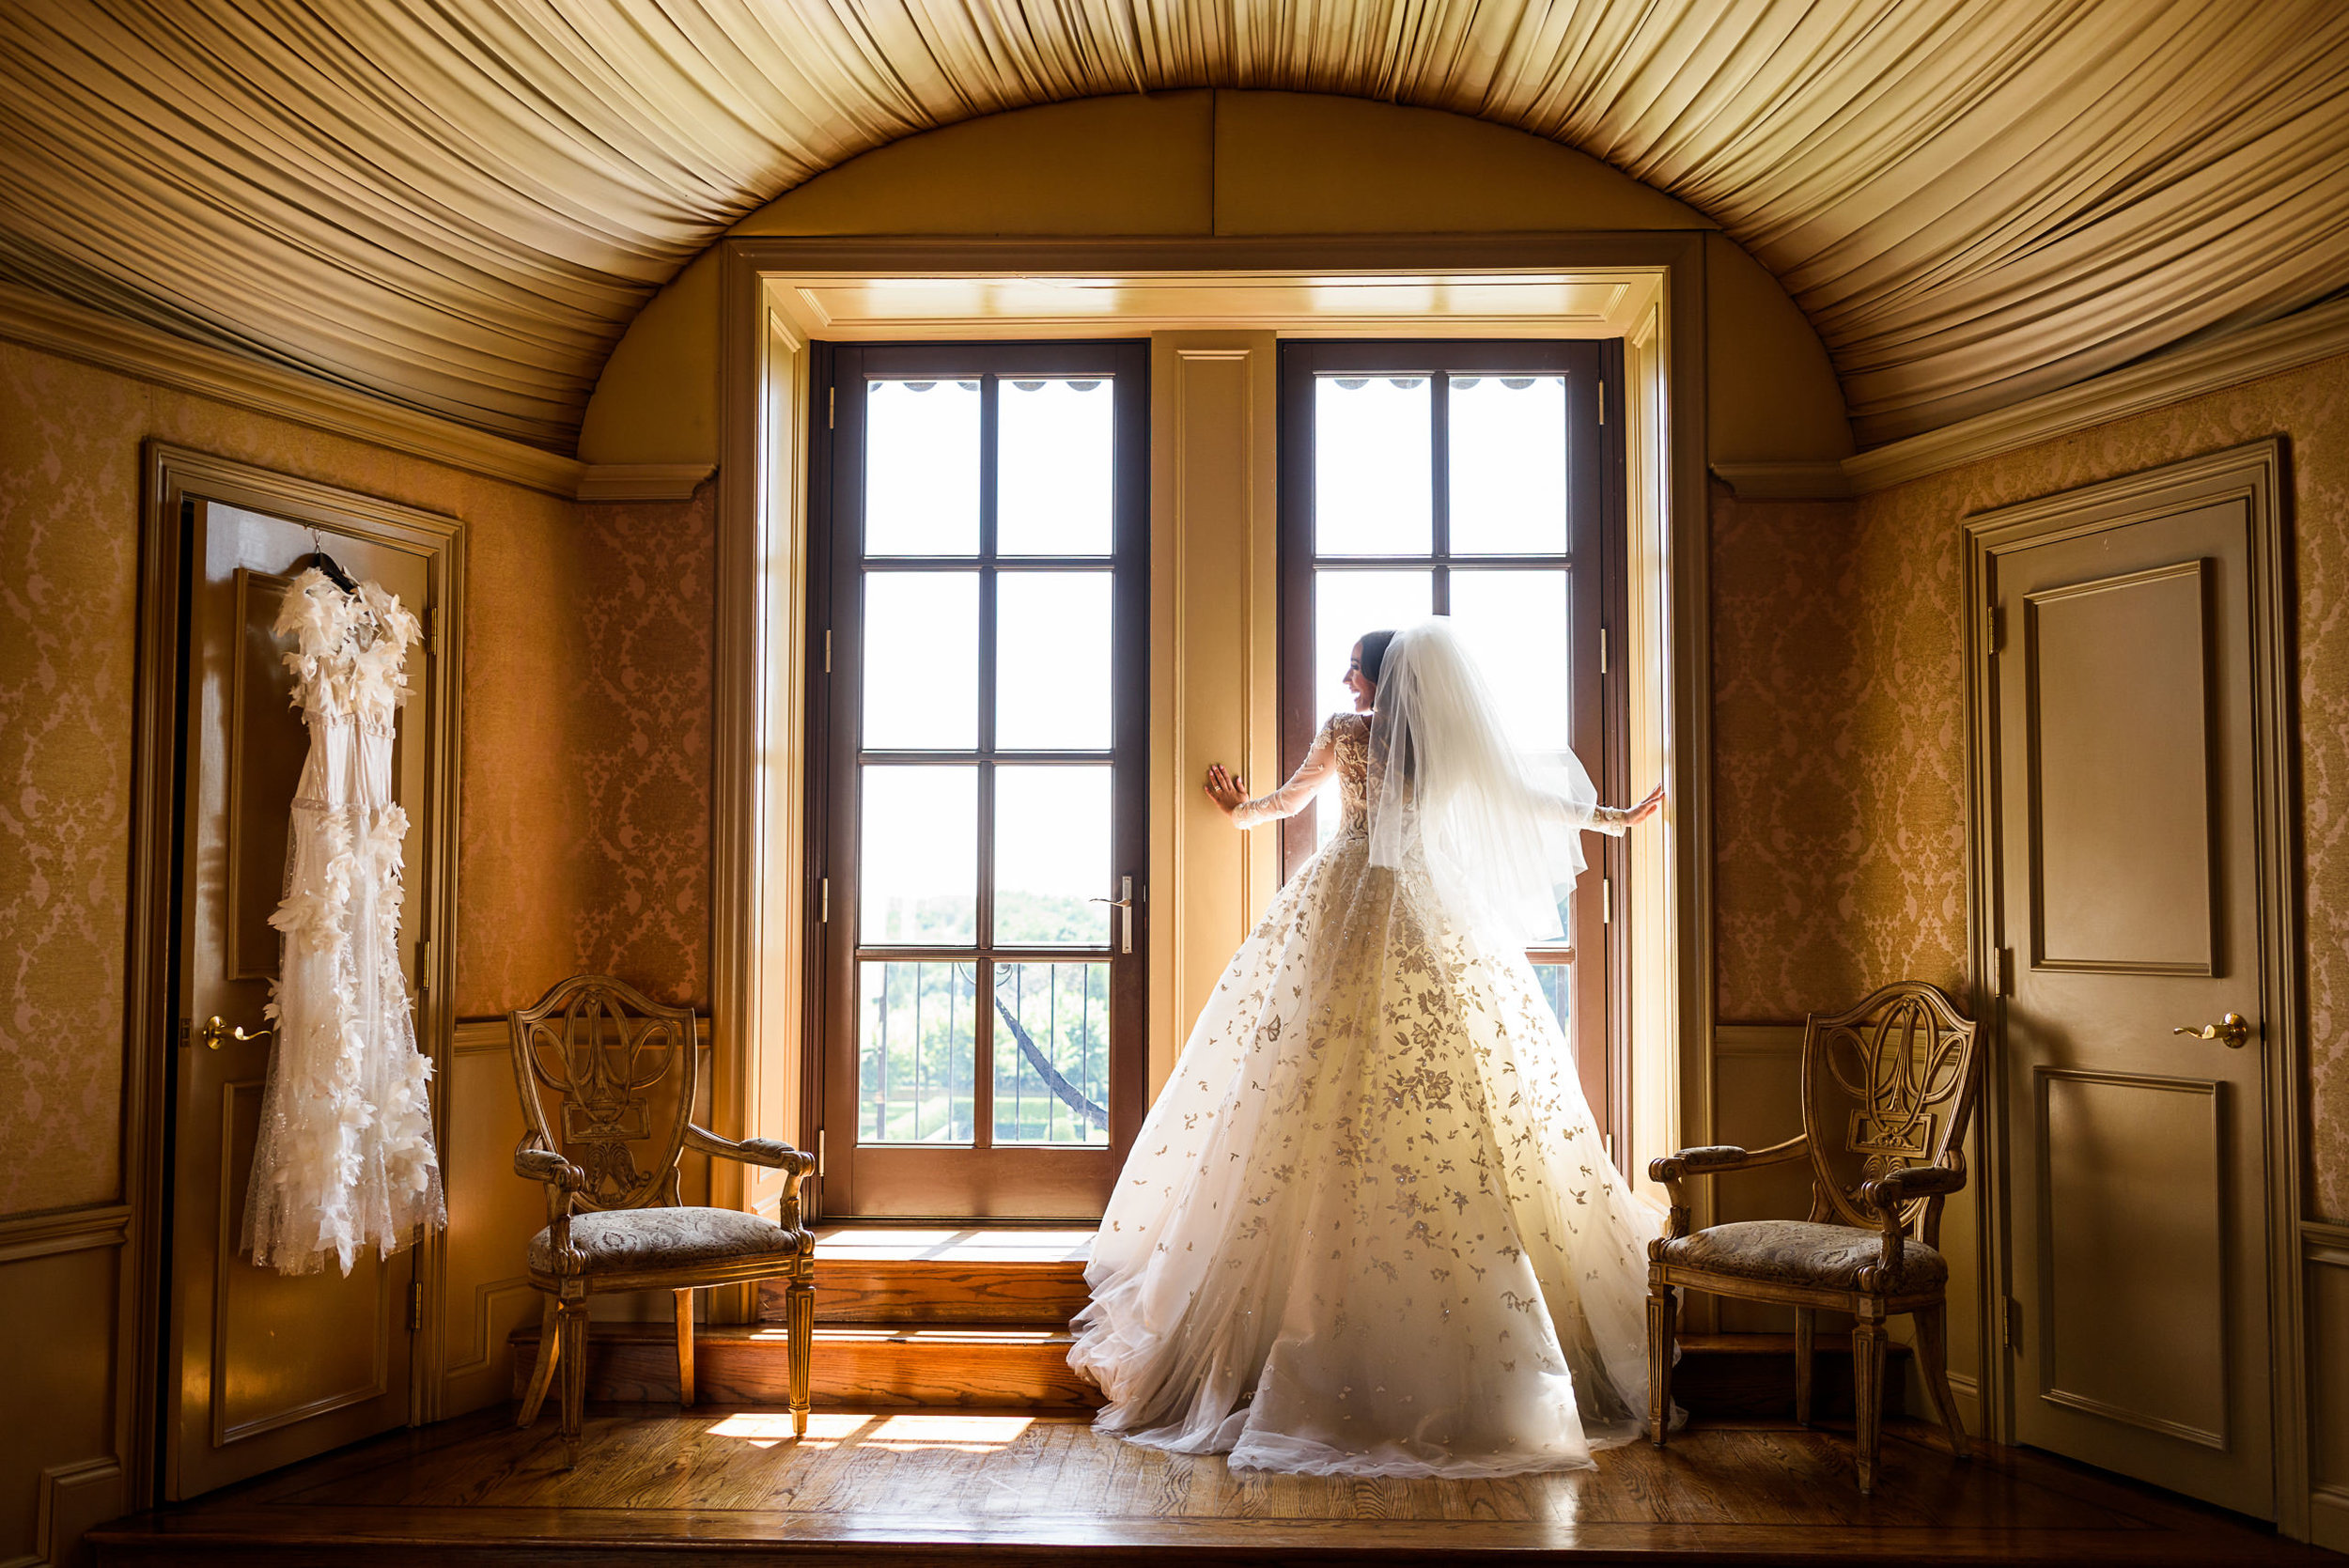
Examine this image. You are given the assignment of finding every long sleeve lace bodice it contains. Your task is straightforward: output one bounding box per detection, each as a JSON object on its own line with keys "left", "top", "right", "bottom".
{"left": 1230, "top": 712, "right": 1630, "bottom": 835}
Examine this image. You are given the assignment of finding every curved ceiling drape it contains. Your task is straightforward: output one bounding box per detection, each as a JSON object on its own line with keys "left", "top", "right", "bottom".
{"left": 2, "top": 0, "right": 2344, "bottom": 450}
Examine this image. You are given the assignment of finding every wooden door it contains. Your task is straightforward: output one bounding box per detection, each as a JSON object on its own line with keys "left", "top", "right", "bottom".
{"left": 815, "top": 341, "right": 1150, "bottom": 1219}
{"left": 1988, "top": 481, "right": 2276, "bottom": 1517}
{"left": 166, "top": 500, "right": 431, "bottom": 1498}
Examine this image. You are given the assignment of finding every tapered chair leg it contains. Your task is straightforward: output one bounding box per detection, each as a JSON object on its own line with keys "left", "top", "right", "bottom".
{"left": 1646, "top": 1266, "right": 1677, "bottom": 1448}
{"left": 556, "top": 1296, "right": 590, "bottom": 1469}
{"left": 1793, "top": 1306, "right": 1816, "bottom": 1427}
{"left": 1852, "top": 1304, "right": 1888, "bottom": 1496}
{"left": 517, "top": 1295, "right": 560, "bottom": 1429}
{"left": 674, "top": 1288, "right": 696, "bottom": 1407}
{"left": 1913, "top": 1301, "right": 1969, "bottom": 1460}
{"left": 786, "top": 1260, "right": 816, "bottom": 1438}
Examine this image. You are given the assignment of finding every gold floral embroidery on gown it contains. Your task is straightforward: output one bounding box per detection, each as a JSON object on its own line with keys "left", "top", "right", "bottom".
{"left": 1070, "top": 711, "right": 1661, "bottom": 1477}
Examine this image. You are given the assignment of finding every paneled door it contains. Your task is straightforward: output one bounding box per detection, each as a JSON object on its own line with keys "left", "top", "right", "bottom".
{"left": 166, "top": 499, "right": 435, "bottom": 1498}
{"left": 1983, "top": 453, "right": 2286, "bottom": 1519}
{"left": 815, "top": 342, "right": 1149, "bottom": 1218}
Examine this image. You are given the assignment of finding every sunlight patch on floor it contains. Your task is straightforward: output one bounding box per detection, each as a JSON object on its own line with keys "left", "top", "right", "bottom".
{"left": 704, "top": 1410, "right": 1037, "bottom": 1453}
{"left": 708, "top": 1412, "right": 874, "bottom": 1449}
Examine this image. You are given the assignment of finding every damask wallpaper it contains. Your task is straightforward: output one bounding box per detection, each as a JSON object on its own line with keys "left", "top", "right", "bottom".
{"left": 1708, "top": 483, "right": 1971, "bottom": 1024}
{"left": 0, "top": 338, "right": 630, "bottom": 1216}
{"left": 563, "top": 485, "right": 713, "bottom": 1012}
{"left": 1712, "top": 350, "right": 2349, "bottom": 1219}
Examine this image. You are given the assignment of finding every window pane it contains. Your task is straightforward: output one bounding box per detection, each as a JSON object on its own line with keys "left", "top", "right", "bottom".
{"left": 993, "top": 962, "right": 1111, "bottom": 1145}
{"left": 1533, "top": 962, "right": 1572, "bottom": 1035}
{"left": 1449, "top": 569, "right": 1571, "bottom": 753}
{"left": 860, "top": 766, "right": 977, "bottom": 944}
{"left": 1315, "top": 569, "right": 1433, "bottom": 722}
{"left": 997, "top": 572, "right": 1112, "bottom": 750}
{"left": 1449, "top": 375, "right": 1568, "bottom": 555}
{"left": 866, "top": 380, "right": 979, "bottom": 555}
{"left": 1000, "top": 379, "right": 1113, "bottom": 555}
{"left": 859, "top": 960, "right": 975, "bottom": 1144}
{"left": 864, "top": 572, "right": 977, "bottom": 749}
{"left": 994, "top": 765, "right": 1112, "bottom": 947}
{"left": 1315, "top": 376, "right": 1431, "bottom": 555}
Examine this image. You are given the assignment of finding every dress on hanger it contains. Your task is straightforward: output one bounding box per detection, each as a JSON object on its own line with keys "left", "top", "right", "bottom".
{"left": 242, "top": 566, "right": 445, "bottom": 1276}
{"left": 1070, "top": 678, "right": 1664, "bottom": 1477}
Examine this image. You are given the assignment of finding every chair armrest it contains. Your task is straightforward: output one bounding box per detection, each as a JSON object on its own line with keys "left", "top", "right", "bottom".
{"left": 514, "top": 1141, "right": 586, "bottom": 1193}
{"left": 514, "top": 1138, "right": 586, "bottom": 1274}
{"left": 687, "top": 1125, "right": 816, "bottom": 1182}
{"left": 1859, "top": 1163, "right": 1965, "bottom": 1210}
{"left": 1857, "top": 1162, "right": 1966, "bottom": 1281}
{"left": 1648, "top": 1135, "right": 1808, "bottom": 1238}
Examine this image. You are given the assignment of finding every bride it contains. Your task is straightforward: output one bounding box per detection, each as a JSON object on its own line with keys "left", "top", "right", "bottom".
{"left": 1069, "top": 618, "right": 1668, "bottom": 1477}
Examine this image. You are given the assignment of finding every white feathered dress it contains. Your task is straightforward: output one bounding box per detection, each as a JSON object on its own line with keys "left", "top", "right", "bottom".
{"left": 241, "top": 567, "right": 445, "bottom": 1276}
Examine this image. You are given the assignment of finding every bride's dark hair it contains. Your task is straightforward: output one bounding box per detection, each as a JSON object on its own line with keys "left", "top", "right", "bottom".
{"left": 1359, "top": 629, "right": 1397, "bottom": 682}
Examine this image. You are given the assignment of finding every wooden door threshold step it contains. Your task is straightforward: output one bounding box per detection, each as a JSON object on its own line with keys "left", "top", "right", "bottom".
{"left": 761, "top": 1225, "right": 1097, "bottom": 1326}
{"left": 512, "top": 1320, "right": 1103, "bottom": 1410}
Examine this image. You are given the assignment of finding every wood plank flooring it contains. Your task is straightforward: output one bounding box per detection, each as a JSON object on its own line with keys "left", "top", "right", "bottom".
{"left": 90, "top": 1404, "right": 2327, "bottom": 1565}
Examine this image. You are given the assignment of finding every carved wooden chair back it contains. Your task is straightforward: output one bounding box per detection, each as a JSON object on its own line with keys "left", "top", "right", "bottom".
{"left": 509, "top": 973, "right": 696, "bottom": 1214}
{"left": 1799, "top": 981, "right": 1982, "bottom": 1248}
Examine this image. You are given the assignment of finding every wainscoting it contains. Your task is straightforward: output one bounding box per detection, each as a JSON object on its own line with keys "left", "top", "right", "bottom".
{"left": 0, "top": 1205, "right": 132, "bottom": 1567}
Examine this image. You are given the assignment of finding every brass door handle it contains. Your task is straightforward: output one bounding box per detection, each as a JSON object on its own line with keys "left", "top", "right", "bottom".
{"left": 1088, "top": 876, "right": 1136, "bottom": 955}
{"left": 197, "top": 1015, "right": 275, "bottom": 1050}
{"left": 2171, "top": 1013, "right": 2250, "bottom": 1049}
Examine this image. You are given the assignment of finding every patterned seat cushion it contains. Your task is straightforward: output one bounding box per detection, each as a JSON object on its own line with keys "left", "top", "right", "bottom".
{"left": 529, "top": 1205, "right": 797, "bottom": 1276}
{"left": 1657, "top": 1219, "right": 1947, "bottom": 1293}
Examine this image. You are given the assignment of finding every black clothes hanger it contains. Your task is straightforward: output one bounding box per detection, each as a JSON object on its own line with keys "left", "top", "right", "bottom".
{"left": 304, "top": 527, "right": 359, "bottom": 593}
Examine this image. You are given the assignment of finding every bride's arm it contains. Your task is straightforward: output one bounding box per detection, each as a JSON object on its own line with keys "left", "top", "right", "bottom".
{"left": 1207, "top": 722, "right": 1337, "bottom": 827}
{"left": 1548, "top": 781, "right": 1665, "bottom": 837}
{"left": 1582, "top": 782, "right": 1666, "bottom": 837}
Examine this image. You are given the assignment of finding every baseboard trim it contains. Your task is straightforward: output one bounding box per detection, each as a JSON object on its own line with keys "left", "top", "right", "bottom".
{"left": 2311, "top": 1485, "right": 2349, "bottom": 1553}
{"left": 0, "top": 281, "right": 583, "bottom": 498}
{"left": 1844, "top": 296, "right": 2349, "bottom": 494}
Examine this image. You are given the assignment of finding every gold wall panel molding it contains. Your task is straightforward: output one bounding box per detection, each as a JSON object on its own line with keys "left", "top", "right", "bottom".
{"left": 1710, "top": 461, "right": 1854, "bottom": 500}
{"left": 0, "top": 1204, "right": 131, "bottom": 1265}
{"left": 575, "top": 463, "right": 717, "bottom": 502}
{"left": 0, "top": 282, "right": 583, "bottom": 498}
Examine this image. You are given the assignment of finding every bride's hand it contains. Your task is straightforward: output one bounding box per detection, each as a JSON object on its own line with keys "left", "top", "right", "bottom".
{"left": 1625, "top": 782, "right": 1666, "bottom": 825}
{"left": 1204, "top": 763, "right": 1249, "bottom": 819}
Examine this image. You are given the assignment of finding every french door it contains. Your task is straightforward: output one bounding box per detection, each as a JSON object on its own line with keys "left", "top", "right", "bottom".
{"left": 813, "top": 341, "right": 1149, "bottom": 1218}
{"left": 1276, "top": 340, "right": 1628, "bottom": 1151}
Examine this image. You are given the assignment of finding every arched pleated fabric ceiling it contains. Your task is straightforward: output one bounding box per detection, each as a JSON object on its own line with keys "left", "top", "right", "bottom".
{"left": 1, "top": 0, "right": 2344, "bottom": 451}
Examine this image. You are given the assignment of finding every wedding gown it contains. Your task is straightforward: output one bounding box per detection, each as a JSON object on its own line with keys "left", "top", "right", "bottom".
{"left": 241, "top": 567, "right": 445, "bottom": 1276}
{"left": 1069, "top": 706, "right": 1663, "bottom": 1477}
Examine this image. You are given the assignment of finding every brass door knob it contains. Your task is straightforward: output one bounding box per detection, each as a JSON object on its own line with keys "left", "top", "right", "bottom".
{"left": 197, "top": 1015, "right": 275, "bottom": 1050}
{"left": 2170, "top": 1013, "right": 2251, "bottom": 1049}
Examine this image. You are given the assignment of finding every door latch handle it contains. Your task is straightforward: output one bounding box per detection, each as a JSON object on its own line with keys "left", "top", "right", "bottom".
{"left": 196, "top": 1015, "right": 275, "bottom": 1050}
{"left": 1089, "top": 876, "right": 1136, "bottom": 955}
{"left": 2171, "top": 1013, "right": 2250, "bottom": 1049}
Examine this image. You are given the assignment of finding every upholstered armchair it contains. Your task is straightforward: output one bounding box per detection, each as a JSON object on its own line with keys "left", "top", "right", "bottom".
{"left": 509, "top": 974, "right": 817, "bottom": 1463}
{"left": 1646, "top": 981, "right": 1982, "bottom": 1493}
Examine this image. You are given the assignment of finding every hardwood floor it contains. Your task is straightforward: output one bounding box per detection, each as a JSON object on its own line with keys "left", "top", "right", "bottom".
{"left": 91, "top": 1404, "right": 2326, "bottom": 1565}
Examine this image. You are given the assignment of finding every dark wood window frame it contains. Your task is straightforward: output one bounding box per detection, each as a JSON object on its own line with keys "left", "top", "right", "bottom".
{"left": 805, "top": 339, "right": 1151, "bottom": 1219}
{"left": 1275, "top": 338, "right": 1631, "bottom": 1152}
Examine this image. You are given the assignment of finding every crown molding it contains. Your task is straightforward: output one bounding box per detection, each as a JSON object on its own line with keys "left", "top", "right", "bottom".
{"left": 1843, "top": 296, "right": 2349, "bottom": 495}
{"left": 0, "top": 282, "right": 583, "bottom": 499}
{"left": 575, "top": 462, "right": 716, "bottom": 502}
{"left": 1709, "top": 461, "right": 1854, "bottom": 500}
